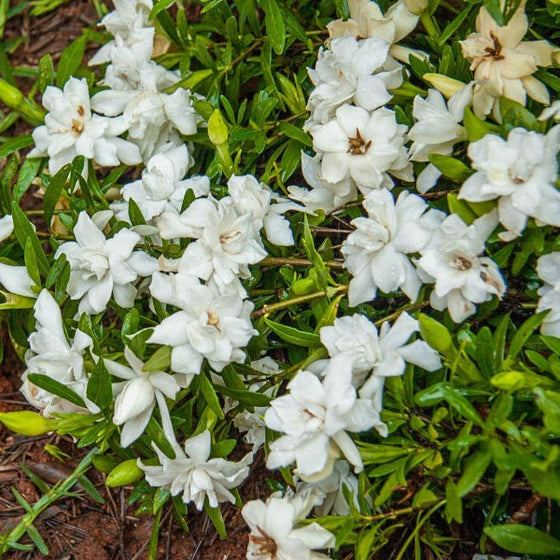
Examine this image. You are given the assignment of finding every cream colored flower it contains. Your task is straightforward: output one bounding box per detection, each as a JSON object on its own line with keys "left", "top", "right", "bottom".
{"left": 460, "top": 4, "right": 558, "bottom": 118}
{"left": 327, "top": 0, "right": 426, "bottom": 63}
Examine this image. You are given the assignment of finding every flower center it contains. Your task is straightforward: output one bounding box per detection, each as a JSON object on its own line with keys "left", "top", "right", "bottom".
{"left": 71, "top": 105, "right": 86, "bottom": 136}
{"left": 206, "top": 311, "right": 221, "bottom": 330}
{"left": 453, "top": 256, "right": 472, "bottom": 271}
{"left": 347, "top": 128, "right": 371, "bottom": 155}
{"left": 484, "top": 31, "right": 505, "bottom": 60}
{"left": 250, "top": 528, "right": 277, "bottom": 556}
{"left": 219, "top": 229, "right": 243, "bottom": 246}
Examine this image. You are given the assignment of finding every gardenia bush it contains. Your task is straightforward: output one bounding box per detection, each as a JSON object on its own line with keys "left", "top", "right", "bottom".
{"left": 0, "top": 0, "right": 559, "bottom": 558}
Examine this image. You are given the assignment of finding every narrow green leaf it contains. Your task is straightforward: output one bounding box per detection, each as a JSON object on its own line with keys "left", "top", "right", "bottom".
{"left": 24, "top": 237, "right": 41, "bottom": 287}
{"left": 143, "top": 346, "right": 172, "bottom": 373}
{"left": 429, "top": 154, "right": 472, "bottom": 182}
{"left": 456, "top": 448, "right": 492, "bottom": 497}
{"left": 87, "top": 359, "right": 112, "bottom": 409}
{"left": 507, "top": 310, "right": 549, "bottom": 362}
{"left": 13, "top": 157, "right": 43, "bottom": 203}
{"left": 0, "top": 135, "right": 33, "bottom": 158}
{"left": 43, "top": 164, "right": 70, "bottom": 228}
{"left": 57, "top": 34, "right": 87, "bottom": 87}
{"left": 26, "top": 524, "right": 48, "bottom": 555}
{"left": 204, "top": 502, "right": 226, "bottom": 538}
{"left": 198, "top": 373, "right": 224, "bottom": 419}
{"left": 260, "top": 0, "right": 286, "bottom": 55}
{"left": 27, "top": 373, "right": 86, "bottom": 409}
{"left": 484, "top": 525, "right": 560, "bottom": 555}
{"left": 438, "top": 4, "right": 473, "bottom": 45}
{"left": 265, "top": 318, "right": 321, "bottom": 347}
{"left": 11, "top": 202, "right": 49, "bottom": 275}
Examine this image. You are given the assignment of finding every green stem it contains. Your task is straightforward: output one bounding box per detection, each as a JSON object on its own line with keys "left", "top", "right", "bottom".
{"left": 260, "top": 256, "right": 344, "bottom": 269}
{"left": 360, "top": 499, "right": 445, "bottom": 524}
{"left": 0, "top": 78, "right": 45, "bottom": 125}
{"left": 0, "top": 448, "right": 98, "bottom": 555}
{"left": 251, "top": 285, "right": 347, "bottom": 318}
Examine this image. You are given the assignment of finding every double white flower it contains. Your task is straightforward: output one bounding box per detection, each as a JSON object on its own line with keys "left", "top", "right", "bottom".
{"left": 459, "top": 127, "right": 560, "bottom": 241}
{"left": 312, "top": 104, "right": 412, "bottom": 194}
{"left": 148, "top": 272, "right": 256, "bottom": 378}
{"left": 21, "top": 290, "right": 95, "bottom": 416}
{"left": 157, "top": 193, "right": 267, "bottom": 293}
{"left": 140, "top": 430, "right": 252, "bottom": 511}
{"left": 306, "top": 35, "right": 397, "bottom": 126}
{"left": 265, "top": 357, "right": 378, "bottom": 478}
{"left": 416, "top": 212, "right": 506, "bottom": 323}
{"left": 342, "top": 189, "right": 444, "bottom": 306}
{"left": 29, "top": 77, "right": 142, "bottom": 176}
{"left": 242, "top": 490, "right": 335, "bottom": 560}
{"left": 56, "top": 211, "right": 157, "bottom": 314}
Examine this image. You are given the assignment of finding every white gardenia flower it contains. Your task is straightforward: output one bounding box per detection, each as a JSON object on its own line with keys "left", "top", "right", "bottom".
{"left": 156, "top": 196, "right": 267, "bottom": 292}
{"left": 56, "top": 211, "right": 157, "bottom": 314}
{"left": 242, "top": 490, "right": 335, "bottom": 560}
{"left": 306, "top": 36, "right": 398, "bottom": 126}
{"left": 312, "top": 104, "right": 412, "bottom": 194}
{"left": 148, "top": 273, "right": 256, "bottom": 378}
{"left": 228, "top": 175, "right": 301, "bottom": 246}
{"left": 288, "top": 152, "right": 358, "bottom": 212}
{"left": 342, "top": 189, "right": 444, "bottom": 306}
{"left": 140, "top": 430, "right": 252, "bottom": 510}
{"left": 416, "top": 211, "right": 506, "bottom": 323}
{"left": 459, "top": 127, "right": 560, "bottom": 241}
{"left": 460, "top": 4, "right": 558, "bottom": 118}
{"left": 21, "top": 290, "right": 95, "bottom": 417}
{"left": 408, "top": 85, "right": 473, "bottom": 193}
{"left": 92, "top": 50, "right": 200, "bottom": 161}
{"left": 0, "top": 214, "right": 13, "bottom": 241}
{"left": 327, "top": 0, "right": 424, "bottom": 64}
{"left": 539, "top": 100, "right": 560, "bottom": 121}
{"left": 537, "top": 252, "right": 560, "bottom": 338}
{"left": 297, "top": 460, "right": 360, "bottom": 516}
{"left": 89, "top": 0, "right": 154, "bottom": 66}
{"left": 28, "top": 77, "right": 142, "bottom": 175}
{"left": 116, "top": 144, "right": 209, "bottom": 222}
{"left": 265, "top": 357, "right": 378, "bottom": 478}
{"left": 320, "top": 312, "right": 441, "bottom": 384}
{"left": 106, "top": 346, "right": 180, "bottom": 447}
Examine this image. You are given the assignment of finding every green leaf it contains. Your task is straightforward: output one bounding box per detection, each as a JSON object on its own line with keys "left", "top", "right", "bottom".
{"left": 143, "top": 346, "right": 171, "bottom": 373}
{"left": 150, "top": 0, "right": 175, "bottom": 18}
{"left": 214, "top": 384, "right": 272, "bottom": 408}
{"left": 445, "top": 481, "right": 462, "bottom": 523}
{"left": 145, "top": 417, "right": 176, "bottom": 459}
{"left": 506, "top": 311, "right": 549, "bottom": 362}
{"left": 198, "top": 373, "right": 224, "bottom": 420}
{"left": 456, "top": 448, "right": 492, "bottom": 497}
{"left": 278, "top": 121, "right": 312, "bottom": 147}
{"left": 438, "top": 4, "right": 473, "bottom": 45}
{"left": 26, "top": 524, "right": 48, "bottom": 555}
{"left": 265, "top": 318, "right": 321, "bottom": 347}
{"left": 484, "top": 525, "right": 560, "bottom": 555}
{"left": 0, "top": 134, "right": 33, "bottom": 158}
{"left": 87, "top": 359, "right": 112, "bottom": 409}
{"left": 127, "top": 197, "right": 146, "bottom": 226}
{"left": 43, "top": 163, "right": 70, "bottom": 227}
{"left": 429, "top": 154, "right": 472, "bottom": 182}
{"left": 24, "top": 237, "right": 41, "bottom": 287}
{"left": 204, "top": 502, "right": 226, "bottom": 538}
{"left": 13, "top": 157, "right": 43, "bottom": 203}
{"left": 463, "top": 106, "right": 500, "bottom": 142}
{"left": 26, "top": 373, "right": 86, "bottom": 408}
{"left": 447, "top": 193, "right": 477, "bottom": 225}
{"left": 260, "top": 0, "right": 285, "bottom": 55}
{"left": 57, "top": 33, "right": 87, "bottom": 86}
{"left": 11, "top": 201, "right": 49, "bottom": 276}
